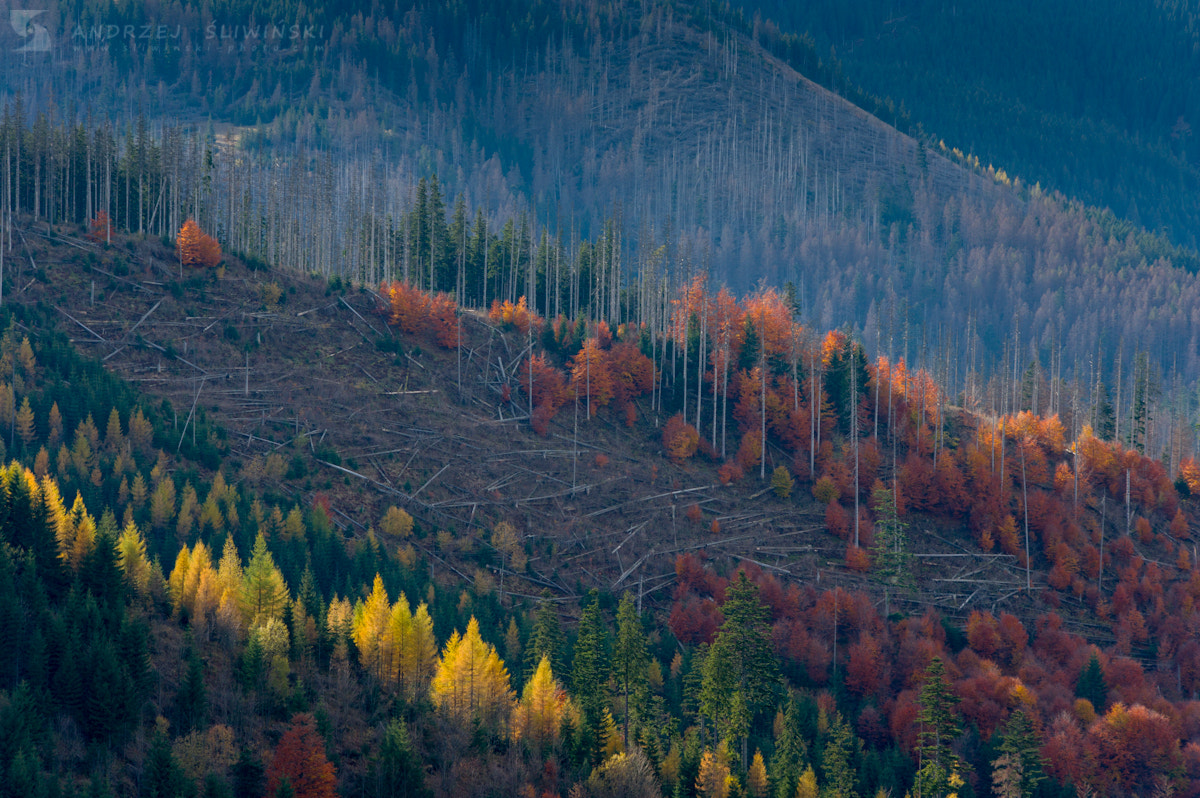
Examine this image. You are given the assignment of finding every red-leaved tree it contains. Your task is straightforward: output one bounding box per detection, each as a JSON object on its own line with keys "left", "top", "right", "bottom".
{"left": 266, "top": 713, "right": 337, "bottom": 798}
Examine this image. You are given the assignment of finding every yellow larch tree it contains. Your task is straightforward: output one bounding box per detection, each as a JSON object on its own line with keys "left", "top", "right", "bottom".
{"left": 393, "top": 592, "right": 437, "bottom": 702}
{"left": 15, "top": 397, "right": 34, "bottom": 447}
{"left": 130, "top": 472, "right": 147, "bottom": 509}
{"left": 176, "top": 483, "right": 199, "bottom": 539}
{"left": 42, "top": 478, "right": 70, "bottom": 560}
{"left": 215, "top": 536, "right": 244, "bottom": 604}
{"left": 116, "top": 519, "right": 152, "bottom": 599}
{"left": 104, "top": 407, "right": 124, "bottom": 453}
{"left": 794, "top": 765, "right": 819, "bottom": 798}
{"left": 696, "top": 748, "right": 732, "bottom": 798}
{"left": 128, "top": 407, "right": 153, "bottom": 453}
{"left": 513, "top": 655, "right": 576, "bottom": 750}
{"left": 746, "top": 750, "right": 769, "bottom": 798}
{"left": 431, "top": 617, "right": 515, "bottom": 732}
{"left": 150, "top": 478, "right": 176, "bottom": 529}
{"left": 380, "top": 505, "right": 414, "bottom": 538}
{"left": 181, "top": 541, "right": 213, "bottom": 615}
{"left": 168, "top": 545, "right": 192, "bottom": 615}
{"left": 55, "top": 492, "right": 96, "bottom": 571}
{"left": 199, "top": 496, "right": 224, "bottom": 534}
{"left": 47, "top": 402, "right": 61, "bottom": 448}
{"left": 352, "top": 574, "right": 396, "bottom": 686}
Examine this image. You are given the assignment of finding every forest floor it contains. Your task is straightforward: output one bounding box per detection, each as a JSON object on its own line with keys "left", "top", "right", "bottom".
{"left": 9, "top": 220, "right": 1070, "bottom": 630}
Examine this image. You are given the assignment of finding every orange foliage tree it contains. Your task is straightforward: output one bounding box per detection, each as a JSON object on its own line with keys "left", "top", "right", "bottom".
{"left": 266, "top": 713, "right": 338, "bottom": 798}
{"left": 570, "top": 339, "right": 614, "bottom": 416}
{"left": 176, "top": 219, "right": 221, "bottom": 268}
{"left": 380, "top": 281, "right": 458, "bottom": 349}
{"left": 663, "top": 413, "right": 700, "bottom": 463}
{"left": 489, "top": 296, "right": 539, "bottom": 334}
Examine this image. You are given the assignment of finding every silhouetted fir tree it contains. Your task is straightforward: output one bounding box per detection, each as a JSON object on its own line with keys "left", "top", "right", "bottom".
{"left": 613, "top": 591, "right": 649, "bottom": 748}
{"left": 995, "top": 708, "right": 1045, "bottom": 796}
{"left": 87, "top": 772, "right": 115, "bottom": 798}
{"left": 174, "top": 644, "right": 207, "bottom": 734}
{"left": 824, "top": 336, "right": 870, "bottom": 434}
{"left": 699, "top": 571, "right": 780, "bottom": 768}
{"left": 0, "top": 546, "right": 19, "bottom": 688}
{"left": 82, "top": 511, "right": 124, "bottom": 614}
{"left": 118, "top": 616, "right": 153, "bottom": 704}
{"left": 6, "top": 746, "right": 42, "bottom": 798}
{"left": 230, "top": 748, "right": 265, "bottom": 798}
{"left": 368, "top": 720, "right": 430, "bottom": 798}
{"left": 738, "top": 318, "right": 761, "bottom": 372}
{"left": 52, "top": 630, "right": 85, "bottom": 722}
{"left": 572, "top": 589, "right": 610, "bottom": 766}
{"left": 85, "top": 636, "right": 132, "bottom": 741}
{"left": 1092, "top": 382, "right": 1116, "bottom": 441}
{"left": 915, "top": 657, "right": 965, "bottom": 796}
{"left": 1076, "top": 653, "right": 1107, "bottom": 712}
{"left": 771, "top": 692, "right": 815, "bottom": 798}
{"left": 142, "top": 730, "right": 192, "bottom": 798}
{"left": 25, "top": 627, "right": 48, "bottom": 694}
{"left": 200, "top": 774, "right": 232, "bottom": 798}
{"left": 525, "top": 590, "right": 566, "bottom": 681}
{"left": 0, "top": 681, "right": 47, "bottom": 767}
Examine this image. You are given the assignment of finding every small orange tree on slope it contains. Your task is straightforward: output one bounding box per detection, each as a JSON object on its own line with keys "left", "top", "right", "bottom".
{"left": 177, "top": 219, "right": 221, "bottom": 269}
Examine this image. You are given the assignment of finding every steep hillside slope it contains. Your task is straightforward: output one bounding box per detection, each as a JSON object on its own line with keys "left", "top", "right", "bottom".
{"left": 3, "top": 219, "right": 1200, "bottom": 796}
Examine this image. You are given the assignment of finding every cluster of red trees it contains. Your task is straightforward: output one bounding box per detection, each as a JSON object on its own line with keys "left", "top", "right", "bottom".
{"left": 523, "top": 326, "right": 654, "bottom": 434}
{"left": 669, "top": 557, "right": 1198, "bottom": 793}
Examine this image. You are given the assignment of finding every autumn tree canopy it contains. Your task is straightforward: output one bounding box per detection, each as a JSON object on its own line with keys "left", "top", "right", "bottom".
{"left": 177, "top": 219, "right": 222, "bottom": 269}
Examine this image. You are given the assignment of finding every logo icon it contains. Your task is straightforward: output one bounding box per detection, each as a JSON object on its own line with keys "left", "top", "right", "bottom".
{"left": 11, "top": 10, "right": 51, "bottom": 53}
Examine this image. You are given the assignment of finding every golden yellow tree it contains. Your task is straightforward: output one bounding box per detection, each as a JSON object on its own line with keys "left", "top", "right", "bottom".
{"left": 380, "top": 506, "right": 414, "bottom": 538}
{"left": 150, "top": 478, "right": 176, "bottom": 529}
{"left": 215, "top": 536, "right": 243, "bottom": 600}
{"left": 168, "top": 545, "right": 192, "bottom": 615}
{"left": 15, "top": 397, "right": 35, "bottom": 447}
{"left": 794, "top": 765, "right": 819, "bottom": 798}
{"left": 746, "top": 750, "right": 769, "bottom": 798}
{"left": 352, "top": 574, "right": 396, "bottom": 685}
{"left": 116, "top": 519, "right": 152, "bottom": 599}
{"left": 104, "top": 408, "right": 124, "bottom": 453}
{"left": 431, "top": 617, "right": 515, "bottom": 732}
{"left": 54, "top": 491, "right": 96, "bottom": 571}
{"left": 514, "top": 655, "right": 576, "bottom": 750}
{"left": 393, "top": 593, "right": 437, "bottom": 701}
{"left": 181, "top": 541, "right": 213, "bottom": 614}
{"left": 696, "top": 748, "right": 732, "bottom": 798}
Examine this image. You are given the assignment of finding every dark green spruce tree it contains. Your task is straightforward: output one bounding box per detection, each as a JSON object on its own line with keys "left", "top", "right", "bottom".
{"left": 572, "top": 589, "right": 611, "bottom": 766}
{"left": 699, "top": 571, "right": 780, "bottom": 770}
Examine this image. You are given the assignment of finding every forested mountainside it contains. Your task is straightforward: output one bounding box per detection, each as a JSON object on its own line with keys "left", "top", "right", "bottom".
{"left": 728, "top": 0, "right": 1200, "bottom": 250}
{"left": 0, "top": 213, "right": 1199, "bottom": 796}
{"left": 3, "top": 1, "right": 1200, "bottom": 795}
{"left": 4, "top": 1, "right": 1200, "bottom": 395}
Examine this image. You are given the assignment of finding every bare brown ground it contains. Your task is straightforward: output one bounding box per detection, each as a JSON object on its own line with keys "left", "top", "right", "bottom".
{"left": 10, "top": 221, "right": 1044, "bottom": 623}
